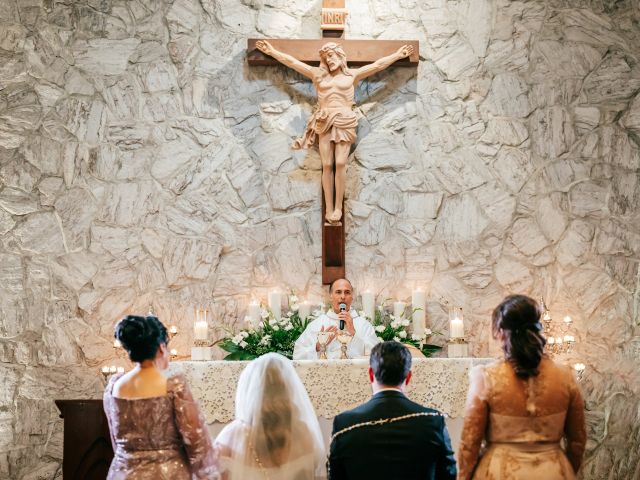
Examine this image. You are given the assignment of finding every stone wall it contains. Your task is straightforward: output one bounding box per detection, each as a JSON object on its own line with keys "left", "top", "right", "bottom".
{"left": 1, "top": 0, "right": 639, "bottom": 478}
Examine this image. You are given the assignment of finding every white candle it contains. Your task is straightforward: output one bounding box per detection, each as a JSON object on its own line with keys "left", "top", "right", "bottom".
{"left": 117, "top": 366, "right": 125, "bottom": 374}
{"left": 268, "top": 291, "right": 281, "bottom": 320}
{"left": 194, "top": 308, "right": 208, "bottom": 340}
{"left": 393, "top": 301, "right": 406, "bottom": 319}
{"left": 101, "top": 366, "right": 109, "bottom": 373}
{"left": 248, "top": 301, "right": 261, "bottom": 327}
{"left": 170, "top": 348, "right": 178, "bottom": 357}
{"left": 412, "top": 289, "right": 426, "bottom": 336}
{"left": 298, "top": 301, "right": 311, "bottom": 321}
{"left": 362, "top": 291, "right": 375, "bottom": 321}
{"left": 450, "top": 316, "right": 464, "bottom": 339}
{"left": 169, "top": 325, "right": 178, "bottom": 335}
{"left": 109, "top": 365, "right": 117, "bottom": 373}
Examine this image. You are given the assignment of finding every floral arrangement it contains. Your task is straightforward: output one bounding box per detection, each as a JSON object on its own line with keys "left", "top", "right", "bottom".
{"left": 369, "top": 302, "right": 442, "bottom": 357}
{"left": 218, "top": 294, "right": 315, "bottom": 360}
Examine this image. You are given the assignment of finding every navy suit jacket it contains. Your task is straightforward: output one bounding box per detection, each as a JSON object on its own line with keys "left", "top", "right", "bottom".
{"left": 328, "top": 390, "right": 457, "bottom": 480}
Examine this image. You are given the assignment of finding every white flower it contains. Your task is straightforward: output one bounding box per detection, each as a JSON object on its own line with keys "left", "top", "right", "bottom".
{"left": 391, "top": 319, "right": 401, "bottom": 329}
{"left": 240, "top": 331, "right": 249, "bottom": 338}
{"left": 411, "top": 334, "right": 422, "bottom": 341}
{"left": 377, "top": 337, "right": 384, "bottom": 343}
{"left": 290, "top": 295, "right": 299, "bottom": 304}
{"left": 425, "top": 328, "right": 432, "bottom": 336}
{"left": 269, "top": 319, "right": 278, "bottom": 327}
{"left": 377, "top": 305, "right": 384, "bottom": 311}
{"left": 284, "top": 324, "right": 293, "bottom": 331}
{"left": 239, "top": 340, "right": 248, "bottom": 348}
{"left": 291, "top": 303, "right": 299, "bottom": 312}
{"left": 393, "top": 336, "right": 401, "bottom": 342}
{"left": 375, "top": 325, "right": 385, "bottom": 333}
{"left": 272, "top": 325, "right": 280, "bottom": 331}
{"left": 259, "top": 335, "right": 271, "bottom": 346}
{"left": 398, "top": 330, "right": 407, "bottom": 339}
{"left": 231, "top": 337, "right": 240, "bottom": 345}
{"left": 261, "top": 309, "right": 269, "bottom": 319}
{"left": 389, "top": 314, "right": 396, "bottom": 320}
{"left": 402, "top": 319, "right": 411, "bottom": 327}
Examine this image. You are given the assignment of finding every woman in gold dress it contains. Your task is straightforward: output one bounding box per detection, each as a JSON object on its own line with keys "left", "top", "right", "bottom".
{"left": 104, "top": 315, "right": 219, "bottom": 479}
{"left": 457, "top": 295, "right": 586, "bottom": 480}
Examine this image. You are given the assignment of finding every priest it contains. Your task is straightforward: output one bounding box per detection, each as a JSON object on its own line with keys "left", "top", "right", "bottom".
{"left": 294, "top": 278, "right": 380, "bottom": 360}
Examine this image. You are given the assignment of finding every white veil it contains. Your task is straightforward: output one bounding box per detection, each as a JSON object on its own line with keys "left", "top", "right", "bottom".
{"left": 216, "top": 353, "right": 326, "bottom": 480}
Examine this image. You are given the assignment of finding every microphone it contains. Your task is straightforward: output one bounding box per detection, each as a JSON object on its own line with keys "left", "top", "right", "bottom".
{"left": 339, "top": 303, "right": 346, "bottom": 330}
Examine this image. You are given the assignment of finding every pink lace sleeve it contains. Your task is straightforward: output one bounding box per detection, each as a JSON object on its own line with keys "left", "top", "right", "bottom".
{"left": 170, "top": 374, "right": 220, "bottom": 479}
{"left": 457, "top": 365, "right": 489, "bottom": 480}
{"left": 564, "top": 373, "right": 586, "bottom": 473}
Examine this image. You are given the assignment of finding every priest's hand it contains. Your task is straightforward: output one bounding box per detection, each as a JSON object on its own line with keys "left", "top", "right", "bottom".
{"left": 315, "top": 325, "right": 337, "bottom": 352}
{"left": 338, "top": 310, "right": 356, "bottom": 336}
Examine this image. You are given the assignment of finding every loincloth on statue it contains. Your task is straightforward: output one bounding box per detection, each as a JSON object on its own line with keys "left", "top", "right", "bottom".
{"left": 292, "top": 107, "right": 358, "bottom": 150}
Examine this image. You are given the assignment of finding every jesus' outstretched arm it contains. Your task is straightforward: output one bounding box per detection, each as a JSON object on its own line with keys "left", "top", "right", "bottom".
{"left": 256, "top": 40, "right": 317, "bottom": 80}
{"left": 353, "top": 45, "right": 414, "bottom": 83}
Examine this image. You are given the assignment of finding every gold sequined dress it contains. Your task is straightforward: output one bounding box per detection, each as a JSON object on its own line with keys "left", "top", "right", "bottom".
{"left": 457, "top": 358, "right": 586, "bottom": 480}
{"left": 104, "top": 373, "right": 219, "bottom": 479}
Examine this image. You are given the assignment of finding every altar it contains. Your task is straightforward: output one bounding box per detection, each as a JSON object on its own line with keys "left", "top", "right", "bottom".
{"left": 169, "top": 357, "right": 494, "bottom": 450}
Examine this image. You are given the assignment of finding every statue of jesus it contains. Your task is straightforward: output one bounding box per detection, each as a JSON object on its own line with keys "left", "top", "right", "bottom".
{"left": 256, "top": 40, "right": 415, "bottom": 224}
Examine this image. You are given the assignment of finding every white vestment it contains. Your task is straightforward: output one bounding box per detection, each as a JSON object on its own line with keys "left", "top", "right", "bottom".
{"left": 293, "top": 309, "right": 380, "bottom": 360}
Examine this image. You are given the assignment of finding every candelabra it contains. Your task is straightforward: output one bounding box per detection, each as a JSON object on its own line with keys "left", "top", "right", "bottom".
{"left": 539, "top": 297, "right": 576, "bottom": 356}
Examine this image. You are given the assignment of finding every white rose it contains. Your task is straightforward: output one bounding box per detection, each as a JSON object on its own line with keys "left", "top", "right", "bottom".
{"left": 393, "top": 336, "right": 400, "bottom": 342}
{"left": 272, "top": 325, "right": 280, "bottom": 331}
{"left": 377, "top": 337, "right": 384, "bottom": 343}
{"left": 391, "top": 320, "right": 400, "bottom": 329}
{"left": 269, "top": 319, "right": 278, "bottom": 327}
{"left": 411, "top": 334, "right": 421, "bottom": 341}
{"left": 402, "top": 319, "right": 411, "bottom": 327}
{"left": 231, "top": 337, "right": 240, "bottom": 345}
{"left": 375, "top": 325, "right": 385, "bottom": 333}
{"left": 291, "top": 303, "right": 299, "bottom": 312}
{"left": 284, "top": 324, "right": 293, "bottom": 331}
{"left": 261, "top": 309, "right": 269, "bottom": 319}
{"left": 239, "top": 340, "right": 248, "bottom": 348}
{"left": 241, "top": 331, "right": 249, "bottom": 338}
{"left": 398, "top": 330, "right": 407, "bottom": 339}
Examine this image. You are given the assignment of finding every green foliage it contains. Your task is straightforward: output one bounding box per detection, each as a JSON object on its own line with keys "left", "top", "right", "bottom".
{"left": 369, "top": 302, "right": 442, "bottom": 358}
{"left": 219, "top": 308, "right": 313, "bottom": 361}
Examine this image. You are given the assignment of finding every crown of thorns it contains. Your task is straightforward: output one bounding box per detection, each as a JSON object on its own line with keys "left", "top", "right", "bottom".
{"left": 319, "top": 43, "right": 346, "bottom": 57}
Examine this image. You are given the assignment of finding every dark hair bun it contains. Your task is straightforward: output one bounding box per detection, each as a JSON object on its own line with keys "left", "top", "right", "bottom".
{"left": 115, "top": 315, "right": 168, "bottom": 363}
{"left": 492, "top": 295, "right": 546, "bottom": 379}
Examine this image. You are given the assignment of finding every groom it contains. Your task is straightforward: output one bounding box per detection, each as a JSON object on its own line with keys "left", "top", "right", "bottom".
{"left": 328, "top": 341, "right": 457, "bottom": 480}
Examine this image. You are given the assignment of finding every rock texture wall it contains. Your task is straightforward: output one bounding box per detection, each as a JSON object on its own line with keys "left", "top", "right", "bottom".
{"left": 1, "top": 0, "right": 639, "bottom": 478}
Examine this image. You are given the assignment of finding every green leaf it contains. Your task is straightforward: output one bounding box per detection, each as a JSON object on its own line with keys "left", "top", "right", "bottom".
{"left": 223, "top": 350, "right": 257, "bottom": 361}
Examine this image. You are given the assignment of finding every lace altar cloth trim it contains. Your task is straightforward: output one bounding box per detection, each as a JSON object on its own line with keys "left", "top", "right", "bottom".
{"left": 169, "top": 358, "right": 493, "bottom": 424}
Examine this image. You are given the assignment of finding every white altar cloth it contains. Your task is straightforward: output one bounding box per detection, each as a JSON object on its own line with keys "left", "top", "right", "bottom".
{"left": 169, "top": 358, "right": 494, "bottom": 424}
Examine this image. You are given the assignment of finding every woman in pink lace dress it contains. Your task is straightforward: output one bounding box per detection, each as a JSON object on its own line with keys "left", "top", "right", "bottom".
{"left": 104, "top": 315, "right": 219, "bottom": 479}
{"left": 458, "top": 295, "right": 587, "bottom": 480}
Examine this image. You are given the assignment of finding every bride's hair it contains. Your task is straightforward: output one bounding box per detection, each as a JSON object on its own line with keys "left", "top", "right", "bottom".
{"left": 234, "top": 353, "right": 324, "bottom": 472}
{"left": 253, "top": 363, "right": 295, "bottom": 465}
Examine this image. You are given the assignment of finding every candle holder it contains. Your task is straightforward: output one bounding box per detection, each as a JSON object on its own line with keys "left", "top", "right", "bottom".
{"left": 573, "top": 363, "right": 586, "bottom": 382}
{"left": 191, "top": 339, "right": 213, "bottom": 361}
{"left": 447, "top": 337, "right": 469, "bottom": 358}
{"left": 540, "top": 297, "right": 577, "bottom": 357}
{"left": 168, "top": 325, "right": 178, "bottom": 341}
{"left": 336, "top": 331, "right": 352, "bottom": 359}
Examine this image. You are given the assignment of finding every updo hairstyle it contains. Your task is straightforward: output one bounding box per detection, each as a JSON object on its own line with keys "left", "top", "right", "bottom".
{"left": 114, "top": 315, "right": 168, "bottom": 363}
{"left": 492, "top": 295, "right": 546, "bottom": 379}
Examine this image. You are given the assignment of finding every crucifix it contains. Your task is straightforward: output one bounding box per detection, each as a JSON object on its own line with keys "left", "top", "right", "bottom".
{"left": 247, "top": 0, "right": 419, "bottom": 284}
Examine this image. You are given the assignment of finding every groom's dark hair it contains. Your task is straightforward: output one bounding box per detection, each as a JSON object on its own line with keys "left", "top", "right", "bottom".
{"left": 370, "top": 341, "right": 412, "bottom": 386}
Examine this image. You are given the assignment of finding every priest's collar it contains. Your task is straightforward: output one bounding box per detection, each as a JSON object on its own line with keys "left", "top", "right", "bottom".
{"left": 326, "top": 308, "right": 358, "bottom": 320}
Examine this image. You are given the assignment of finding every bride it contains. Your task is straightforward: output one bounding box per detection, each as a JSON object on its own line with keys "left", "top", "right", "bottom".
{"left": 215, "top": 353, "right": 326, "bottom": 479}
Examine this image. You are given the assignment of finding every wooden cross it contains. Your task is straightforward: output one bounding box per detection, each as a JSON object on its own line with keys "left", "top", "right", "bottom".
{"left": 247, "top": 0, "right": 419, "bottom": 284}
